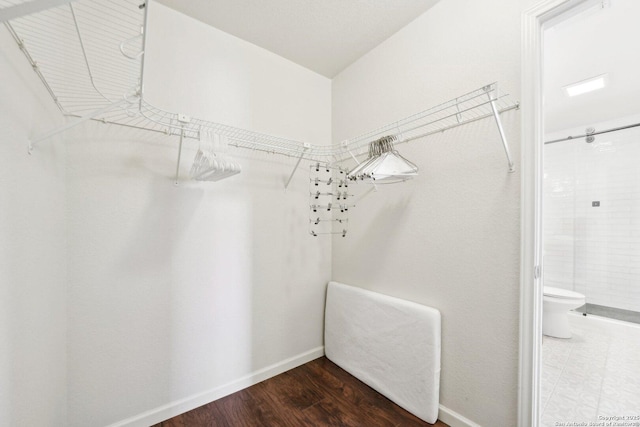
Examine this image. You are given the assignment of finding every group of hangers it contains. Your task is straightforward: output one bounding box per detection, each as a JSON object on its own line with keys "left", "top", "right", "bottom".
{"left": 312, "top": 191, "right": 350, "bottom": 200}
{"left": 313, "top": 163, "right": 347, "bottom": 174}
{"left": 346, "top": 134, "right": 418, "bottom": 183}
{"left": 310, "top": 203, "right": 350, "bottom": 213}
{"left": 190, "top": 130, "right": 242, "bottom": 182}
{"left": 311, "top": 217, "right": 348, "bottom": 225}
{"left": 312, "top": 177, "right": 348, "bottom": 188}
{"left": 309, "top": 161, "right": 349, "bottom": 238}
{"left": 311, "top": 229, "right": 347, "bottom": 237}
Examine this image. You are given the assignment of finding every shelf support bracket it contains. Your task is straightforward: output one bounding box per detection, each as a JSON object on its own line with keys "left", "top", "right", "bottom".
{"left": 0, "top": 0, "right": 75, "bottom": 22}
{"left": 346, "top": 149, "right": 360, "bottom": 166}
{"left": 485, "top": 85, "right": 516, "bottom": 173}
{"left": 173, "top": 115, "right": 191, "bottom": 185}
{"left": 174, "top": 127, "right": 185, "bottom": 185}
{"left": 284, "top": 143, "right": 310, "bottom": 190}
{"left": 29, "top": 98, "right": 129, "bottom": 154}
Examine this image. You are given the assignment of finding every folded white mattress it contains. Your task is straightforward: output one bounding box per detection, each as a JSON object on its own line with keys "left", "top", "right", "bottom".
{"left": 324, "top": 281, "right": 441, "bottom": 423}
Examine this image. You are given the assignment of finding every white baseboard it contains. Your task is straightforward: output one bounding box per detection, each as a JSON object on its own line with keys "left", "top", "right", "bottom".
{"left": 106, "top": 346, "right": 325, "bottom": 427}
{"left": 438, "top": 404, "right": 482, "bottom": 427}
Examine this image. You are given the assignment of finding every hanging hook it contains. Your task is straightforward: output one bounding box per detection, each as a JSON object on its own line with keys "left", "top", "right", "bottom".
{"left": 119, "top": 34, "right": 144, "bottom": 60}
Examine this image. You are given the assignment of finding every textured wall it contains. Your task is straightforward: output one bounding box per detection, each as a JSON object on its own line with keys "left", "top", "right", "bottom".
{"left": 63, "top": 4, "right": 332, "bottom": 426}
{"left": 331, "top": 0, "right": 532, "bottom": 425}
{"left": 0, "top": 29, "right": 67, "bottom": 427}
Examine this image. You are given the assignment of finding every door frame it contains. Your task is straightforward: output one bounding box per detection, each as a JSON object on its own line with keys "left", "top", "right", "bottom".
{"left": 519, "top": 1, "right": 590, "bottom": 425}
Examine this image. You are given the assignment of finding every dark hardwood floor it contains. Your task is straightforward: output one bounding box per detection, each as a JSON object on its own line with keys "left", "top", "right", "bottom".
{"left": 154, "top": 356, "right": 448, "bottom": 427}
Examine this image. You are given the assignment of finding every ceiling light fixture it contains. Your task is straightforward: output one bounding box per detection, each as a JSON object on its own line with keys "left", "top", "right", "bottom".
{"left": 563, "top": 74, "right": 608, "bottom": 97}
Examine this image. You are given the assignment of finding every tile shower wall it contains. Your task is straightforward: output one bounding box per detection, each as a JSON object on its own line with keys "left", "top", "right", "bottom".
{"left": 544, "top": 115, "right": 640, "bottom": 312}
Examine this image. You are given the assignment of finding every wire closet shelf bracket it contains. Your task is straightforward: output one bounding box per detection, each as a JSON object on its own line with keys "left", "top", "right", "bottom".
{"left": 1, "top": 0, "right": 519, "bottom": 179}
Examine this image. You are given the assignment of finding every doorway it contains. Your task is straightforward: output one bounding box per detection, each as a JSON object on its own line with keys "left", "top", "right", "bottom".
{"left": 521, "top": 0, "right": 640, "bottom": 426}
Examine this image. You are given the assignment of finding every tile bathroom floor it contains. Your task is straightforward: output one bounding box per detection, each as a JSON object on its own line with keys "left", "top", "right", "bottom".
{"left": 541, "top": 313, "right": 640, "bottom": 427}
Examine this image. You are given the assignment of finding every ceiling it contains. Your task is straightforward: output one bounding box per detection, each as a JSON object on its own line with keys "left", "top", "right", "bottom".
{"left": 544, "top": 0, "right": 640, "bottom": 133}
{"left": 155, "top": 0, "right": 440, "bottom": 78}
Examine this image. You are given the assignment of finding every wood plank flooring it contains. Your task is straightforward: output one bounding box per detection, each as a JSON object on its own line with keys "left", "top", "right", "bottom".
{"left": 154, "top": 357, "right": 448, "bottom": 427}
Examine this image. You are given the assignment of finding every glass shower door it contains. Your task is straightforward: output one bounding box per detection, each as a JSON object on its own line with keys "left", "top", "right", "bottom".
{"left": 544, "top": 123, "right": 640, "bottom": 323}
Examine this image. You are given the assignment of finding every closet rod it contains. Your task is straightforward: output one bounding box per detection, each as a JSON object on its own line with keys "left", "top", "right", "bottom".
{"left": 544, "top": 122, "right": 640, "bottom": 144}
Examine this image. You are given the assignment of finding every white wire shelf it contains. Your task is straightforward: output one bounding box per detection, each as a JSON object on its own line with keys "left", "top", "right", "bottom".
{"left": 1, "top": 0, "right": 519, "bottom": 170}
{"left": 333, "top": 83, "right": 519, "bottom": 161}
{"left": 2, "top": 0, "right": 144, "bottom": 116}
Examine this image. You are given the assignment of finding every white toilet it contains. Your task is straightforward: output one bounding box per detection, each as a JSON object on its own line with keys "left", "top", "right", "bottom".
{"left": 543, "top": 286, "right": 586, "bottom": 338}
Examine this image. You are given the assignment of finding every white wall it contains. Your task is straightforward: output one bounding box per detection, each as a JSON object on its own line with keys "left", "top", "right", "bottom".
{"left": 2, "top": 3, "right": 331, "bottom": 427}
{"left": 331, "top": 0, "right": 532, "bottom": 425}
{"left": 544, "top": 114, "right": 640, "bottom": 312}
{"left": 0, "top": 30, "right": 67, "bottom": 427}
{"left": 63, "top": 3, "right": 331, "bottom": 426}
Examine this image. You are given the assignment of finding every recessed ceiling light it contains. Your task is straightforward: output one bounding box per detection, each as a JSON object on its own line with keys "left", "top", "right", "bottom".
{"left": 563, "top": 74, "right": 608, "bottom": 97}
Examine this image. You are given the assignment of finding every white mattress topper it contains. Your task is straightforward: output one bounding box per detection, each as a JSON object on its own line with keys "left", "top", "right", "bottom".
{"left": 324, "top": 281, "right": 441, "bottom": 424}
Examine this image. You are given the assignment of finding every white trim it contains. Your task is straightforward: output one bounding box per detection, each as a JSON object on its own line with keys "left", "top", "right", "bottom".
{"left": 105, "top": 346, "right": 325, "bottom": 427}
{"left": 438, "top": 405, "right": 482, "bottom": 427}
{"left": 519, "top": 1, "right": 590, "bottom": 427}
